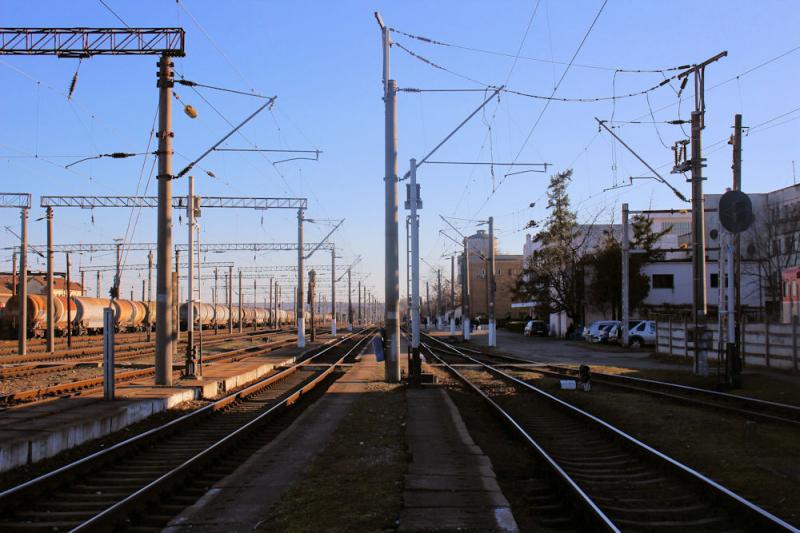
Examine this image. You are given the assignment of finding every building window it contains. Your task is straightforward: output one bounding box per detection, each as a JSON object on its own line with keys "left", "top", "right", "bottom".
{"left": 711, "top": 274, "right": 718, "bottom": 288}
{"left": 652, "top": 274, "right": 674, "bottom": 289}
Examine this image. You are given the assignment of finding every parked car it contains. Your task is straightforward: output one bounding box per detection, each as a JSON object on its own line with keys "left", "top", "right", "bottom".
{"left": 607, "top": 320, "right": 643, "bottom": 344}
{"left": 524, "top": 320, "right": 549, "bottom": 337}
{"left": 583, "top": 320, "right": 619, "bottom": 342}
{"left": 592, "top": 322, "right": 620, "bottom": 343}
{"left": 627, "top": 320, "right": 656, "bottom": 348}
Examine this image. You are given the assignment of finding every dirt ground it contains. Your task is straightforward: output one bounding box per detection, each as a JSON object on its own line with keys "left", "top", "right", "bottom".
{"left": 263, "top": 379, "right": 406, "bottom": 532}
{"left": 511, "top": 369, "right": 800, "bottom": 526}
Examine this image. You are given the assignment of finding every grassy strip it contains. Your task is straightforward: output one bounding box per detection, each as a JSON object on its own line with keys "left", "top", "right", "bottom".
{"left": 263, "top": 379, "right": 406, "bottom": 532}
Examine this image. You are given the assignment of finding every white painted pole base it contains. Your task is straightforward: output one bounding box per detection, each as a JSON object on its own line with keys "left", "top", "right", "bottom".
{"left": 464, "top": 318, "right": 471, "bottom": 341}
{"left": 331, "top": 318, "right": 337, "bottom": 336}
{"left": 488, "top": 320, "right": 497, "bottom": 347}
{"left": 450, "top": 318, "right": 456, "bottom": 336}
{"left": 297, "top": 318, "right": 306, "bottom": 348}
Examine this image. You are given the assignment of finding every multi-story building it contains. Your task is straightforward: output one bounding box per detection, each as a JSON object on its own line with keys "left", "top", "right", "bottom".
{"left": 458, "top": 229, "right": 525, "bottom": 322}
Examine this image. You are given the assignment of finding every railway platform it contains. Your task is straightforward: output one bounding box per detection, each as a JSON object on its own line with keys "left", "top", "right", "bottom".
{"left": 0, "top": 339, "right": 328, "bottom": 474}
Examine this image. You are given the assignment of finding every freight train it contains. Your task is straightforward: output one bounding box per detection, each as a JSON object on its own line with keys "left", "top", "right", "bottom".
{"left": 1, "top": 294, "right": 296, "bottom": 337}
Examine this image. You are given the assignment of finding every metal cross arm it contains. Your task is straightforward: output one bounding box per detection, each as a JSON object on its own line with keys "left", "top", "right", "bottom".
{"left": 0, "top": 193, "right": 32, "bottom": 209}
{"left": 304, "top": 219, "right": 344, "bottom": 259}
{"left": 41, "top": 195, "right": 308, "bottom": 210}
{"left": 4, "top": 242, "right": 157, "bottom": 252}
{"left": 79, "top": 261, "right": 233, "bottom": 273}
{"left": 239, "top": 264, "right": 331, "bottom": 272}
{"left": 0, "top": 28, "right": 185, "bottom": 57}
{"left": 173, "top": 242, "right": 334, "bottom": 252}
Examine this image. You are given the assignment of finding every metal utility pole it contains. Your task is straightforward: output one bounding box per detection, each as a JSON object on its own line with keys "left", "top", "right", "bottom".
{"left": 11, "top": 251, "right": 16, "bottom": 297}
{"left": 376, "top": 11, "right": 400, "bottom": 383}
{"left": 46, "top": 207, "right": 54, "bottom": 353}
{"left": 463, "top": 237, "right": 471, "bottom": 340}
{"left": 676, "top": 51, "right": 727, "bottom": 376}
{"left": 269, "top": 277, "right": 274, "bottom": 329}
{"left": 65, "top": 252, "right": 71, "bottom": 349}
{"left": 96, "top": 270, "right": 100, "bottom": 298}
{"left": 408, "top": 158, "right": 421, "bottom": 379}
{"left": 184, "top": 175, "right": 196, "bottom": 378}
{"left": 406, "top": 215, "right": 411, "bottom": 325}
{"left": 487, "top": 216, "right": 496, "bottom": 347}
{"left": 426, "top": 281, "right": 430, "bottom": 328}
{"left": 238, "top": 269, "right": 243, "bottom": 333}
{"left": 358, "top": 280, "right": 362, "bottom": 325}
{"left": 147, "top": 250, "right": 153, "bottom": 341}
{"left": 331, "top": 248, "right": 337, "bottom": 335}
{"left": 19, "top": 206, "right": 28, "bottom": 355}
{"left": 253, "top": 278, "right": 257, "bottom": 330}
{"left": 731, "top": 113, "right": 743, "bottom": 385}
{"left": 155, "top": 52, "right": 175, "bottom": 386}
{"left": 437, "top": 268, "right": 442, "bottom": 330}
{"left": 621, "top": 203, "right": 630, "bottom": 347}
{"left": 114, "top": 240, "right": 122, "bottom": 299}
{"left": 297, "top": 208, "right": 305, "bottom": 347}
{"left": 309, "top": 270, "right": 316, "bottom": 342}
{"left": 228, "top": 265, "right": 233, "bottom": 333}
{"left": 450, "top": 255, "right": 456, "bottom": 335}
{"left": 348, "top": 268, "right": 353, "bottom": 332}
{"left": 214, "top": 267, "right": 218, "bottom": 334}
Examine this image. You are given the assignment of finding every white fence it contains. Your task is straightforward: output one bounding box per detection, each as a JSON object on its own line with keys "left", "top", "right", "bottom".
{"left": 655, "top": 316, "right": 799, "bottom": 371}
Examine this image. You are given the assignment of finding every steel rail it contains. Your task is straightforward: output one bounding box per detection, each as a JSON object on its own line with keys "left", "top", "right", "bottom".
{"left": 422, "top": 333, "right": 798, "bottom": 532}
{"left": 0, "top": 331, "right": 300, "bottom": 405}
{"left": 418, "top": 339, "right": 618, "bottom": 532}
{"left": 0, "top": 330, "right": 371, "bottom": 515}
{"left": 72, "top": 329, "right": 375, "bottom": 531}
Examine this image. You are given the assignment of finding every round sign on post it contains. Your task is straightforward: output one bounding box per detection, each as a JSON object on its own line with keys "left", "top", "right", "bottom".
{"left": 719, "top": 190, "right": 754, "bottom": 233}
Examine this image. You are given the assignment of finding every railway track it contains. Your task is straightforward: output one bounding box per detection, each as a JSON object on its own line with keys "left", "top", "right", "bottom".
{"left": 0, "top": 329, "right": 375, "bottom": 532}
{"left": 0, "top": 327, "right": 290, "bottom": 364}
{"left": 0, "top": 332, "right": 300, "bottom": 405}
{"left": 440, "top": 340, "right": 800, "bottom": 428}
{"left": 0, "top": 328, "right": 290, "bottom": 380}
{"left": 421, "top": 333, "right": 797, "bottom": 532}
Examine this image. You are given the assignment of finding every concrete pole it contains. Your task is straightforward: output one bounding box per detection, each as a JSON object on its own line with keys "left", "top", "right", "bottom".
{"left": 196, "top": 223, "right": 202, "bottom": 375}
{"left": 65, "top": 252, "right": 71, "bottom": 349}
{"left": 464, "top": 237, "right": 471, "bottom": 340}
{"left": 18, "top": 208, "right": 28, "bottom": 355}
{"left": 426, "top": 281, "right": 430, "bottom": 329}
{"left": 331, "top": 248, "right": 337, "bottom": 335}
{"left": 358, "top": 280, "right": 362, "bottom": 325}
{"left": 46, "top": 207, "right": 54, "bottom": 353}
{"left": 185, "top": 174, "right": 196, "bottom": 377}
{"left": 622, "top": 203, "right": 630, "bottom": 347}
{"left": 155, "top": 53, "right": 175, "bottom": 386}
{"left": 11, "top": 251, "right": 16, "bottom": 297}
{"left": 238, "top": 269, "right": 243, "bottom": 333}
{"left": 488, "top": 216, "right": 497, "bottom": 347}
{"left": 450, "top": 255, "right": 456, "bottom": 335}
{"left": 214, "top": 267, "right": 218, "bottom": 334}
{"left": 227, "top": 265, "right": 233, "bottom": 333}
{"left": 269, "top": 277, "right": 274, "bottom": 329}
{"left": 410, "top": 159, "right": 421, "bottom": 380}
{"left": 96, "top": 270, "right": 100, "bottom": 298}
{"left": 406, "top": 216, "right": 411, "bottom": 325}
{"left": 297, "top": 208, "right": 305, "bottom": 347}
{"left": 437, "top": 268, "right": 442, "bottom": 330}
{"left": 115, "top": 242, "right": 122, "bottom": 299}
{"left": 81, "top": 272, "right": 85, "bottom": 298}
{"left": 380, "top": 14, "right": 401, "bottom": 382}
{"left": 348, "top": 268, "right": 353, "bottom": 331}
{"left": 146, "top": 251, "right": 153, "bottom": 341}
{"left": 253, "top": 277, "right": 257, "bottom": 331}
{"left": 691, "top": 110, "right": 708, "bottom": 375}
{"left": 732, "top": 113, "right": 743, "bottom": 379}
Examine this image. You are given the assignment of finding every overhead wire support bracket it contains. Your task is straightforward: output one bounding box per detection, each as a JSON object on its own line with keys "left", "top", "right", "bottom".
{"left": 175, "top": 96, "right": 277, "bottom": 179}
{"left": 40, "top": 195, "right": 308, "bottom": 210}
{"left": 0, "top": 193, "right": 32, "bottom": 209}
{"left": 304, "top": 218, "right": 344, "bottom": 260}
{"left": 594, "top": 117, "right": 689, "bottom": 203}
{"left": 401, "top": 86, "right": 504, "bottom": 181}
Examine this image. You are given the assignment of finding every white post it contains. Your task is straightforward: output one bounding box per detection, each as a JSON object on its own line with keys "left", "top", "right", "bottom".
{"left": 463, "top": 238, "right": 471, "bottom": 340}
{"left": 622, "top": 203, "right": 630, "bottom": 347}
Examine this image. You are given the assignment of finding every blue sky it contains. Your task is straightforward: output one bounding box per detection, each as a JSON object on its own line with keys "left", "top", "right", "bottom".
{"left": 1, "top": 1, "right": 799, "bottom": 301}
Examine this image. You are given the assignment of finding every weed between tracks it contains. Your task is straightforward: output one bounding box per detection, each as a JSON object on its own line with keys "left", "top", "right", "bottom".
{"left": 263, "top": 380, "right": 406, "bottom": 532}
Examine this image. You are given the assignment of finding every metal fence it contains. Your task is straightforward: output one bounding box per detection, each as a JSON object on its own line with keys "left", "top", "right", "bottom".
{"left": 654, "top": 315, "right": 799, "bottom": 371}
